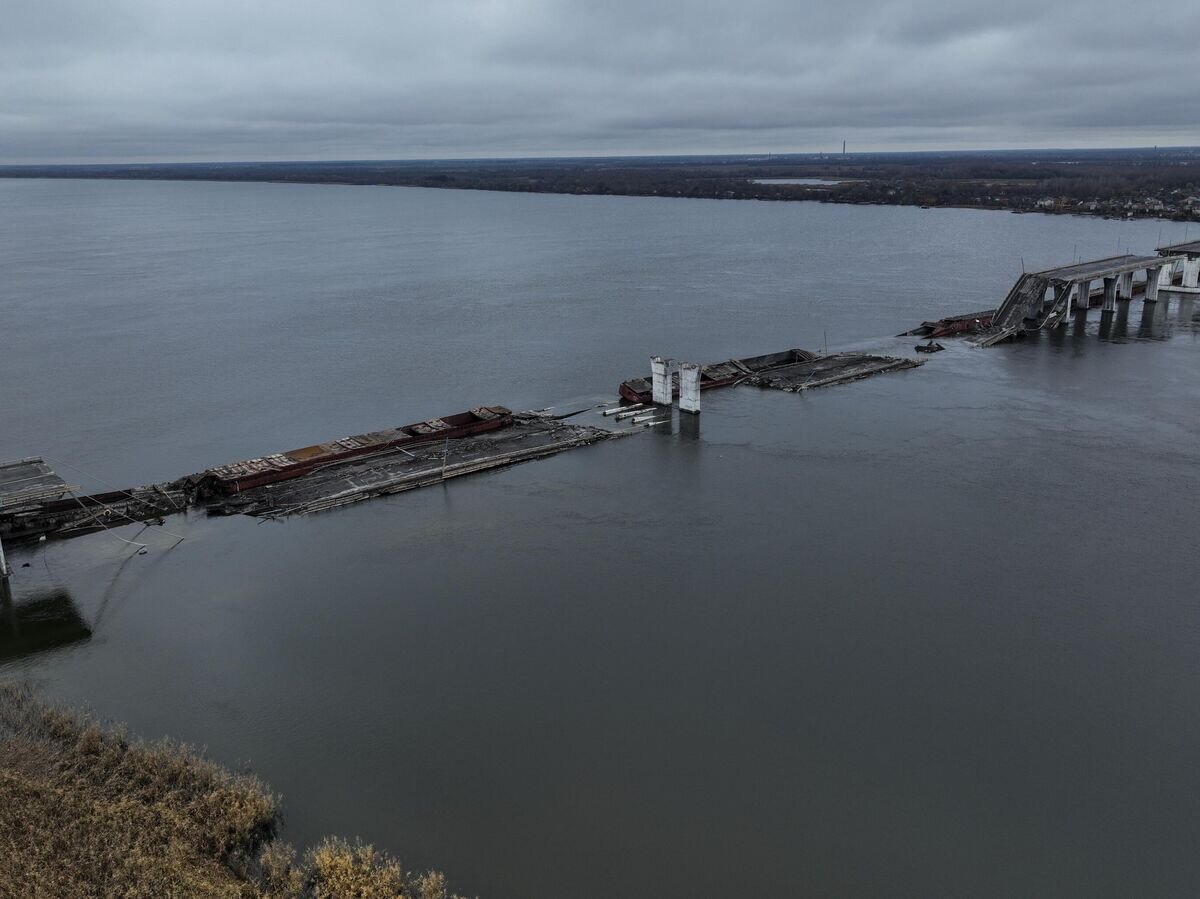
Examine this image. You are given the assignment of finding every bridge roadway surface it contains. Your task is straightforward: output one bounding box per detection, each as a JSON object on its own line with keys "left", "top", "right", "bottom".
{"left": 1158, "top": 240, "right": 1200, "bottom": 257}
{"left": 1032, "top": 254, "right": 1169, "bottom": 282}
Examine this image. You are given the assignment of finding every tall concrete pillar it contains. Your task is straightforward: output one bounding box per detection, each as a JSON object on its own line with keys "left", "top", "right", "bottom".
{"left": 1158, "top": 263, "right": 1175, "bottom": 287}
{"left": 1074, "top": 279, "right": 1092, "bottom": 310}
{"left": 1145, "top": 267, "right": 1161, "bottom": 302}
{"left": 0, "top": 534, "right": 10, "bottom": 608}
{"left": 1049, "top": 283, "right": 1071, "bottom": 323}
{"left": 1102, "top": 277, "right": 1118, "bottom": 312}
{"left": 678, "top": 362, "right": 701, "bottom": 414}
{"left": 650, "top": 356, "right": 674, "bottom": 405}
{"left": 1118, "top": 271, "right": 1134, "bottom": 300}
{"left": 1183, "top": 258, "right": 1200, "bottom": 288}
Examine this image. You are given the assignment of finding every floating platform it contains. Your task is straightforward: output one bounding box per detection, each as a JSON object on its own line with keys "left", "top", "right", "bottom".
{"left": 747, "top": 353, "right": 922, "bottom": 392}
{"left": 211, "top": 415, "right": 618, "bottom": 518}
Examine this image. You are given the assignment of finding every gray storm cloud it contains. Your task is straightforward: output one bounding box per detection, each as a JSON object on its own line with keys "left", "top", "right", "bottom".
{"left": 1, "top": 0, "right": 1197, "bottom": 161}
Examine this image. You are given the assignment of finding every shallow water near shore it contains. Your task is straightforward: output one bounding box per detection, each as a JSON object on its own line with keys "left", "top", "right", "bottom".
{"left": 3, "top": 179, "right": 1199, "bottom": 898}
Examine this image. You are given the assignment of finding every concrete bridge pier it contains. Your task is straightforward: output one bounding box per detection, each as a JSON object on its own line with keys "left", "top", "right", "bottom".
{"left": 1074, "top": 279, "right": 1093, "bottom": 310}
{"left": 1183, "top": 258, "right": 1200, "bottom": 288}
{"left": 0, "top": 535, "right": 11, "bottom": 607}
{"left": 1102, "top": 277, "right": 1118, "bottom": 312}
{"left": 679, "top": 363, "right": 701, "bottom": 414}
{"left": 1118, "top": 271, "right": 1134, "bottom": 300}
{"left": 1145, "top": 266, "right": 1162, "bottom": 302}
{"left": 650, "top": 356, "right": 675, "bottom": 405}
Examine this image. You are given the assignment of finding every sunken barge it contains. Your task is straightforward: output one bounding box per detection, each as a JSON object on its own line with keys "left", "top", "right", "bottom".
{"left": 619, "top": 348, "right": 820, "bottom": 403}
{"left": 179, "top": 406, "right": 514, "bottom": 497}
{"left": 2, "top": 409, "right": 618, "bottom": 546}
{"left": 619, "top": 346, "right": 921, "bottom": 403}
{"left": 4, "top": 343, "right": 924, "bottom": 550}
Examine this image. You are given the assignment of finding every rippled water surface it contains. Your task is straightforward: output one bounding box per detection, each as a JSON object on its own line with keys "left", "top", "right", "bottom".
{"left": 2, "top": 179, "right": 1199, "bottom": 898}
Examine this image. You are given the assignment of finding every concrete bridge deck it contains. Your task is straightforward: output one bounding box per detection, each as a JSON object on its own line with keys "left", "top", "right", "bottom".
{"left": 1033, "top": 254, "right": 1172, "bottom": 282}
{"left": 1157, "top": 240, "right": 1200, "bottom": 258}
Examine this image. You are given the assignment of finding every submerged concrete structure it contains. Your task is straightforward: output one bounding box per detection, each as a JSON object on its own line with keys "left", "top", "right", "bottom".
{"left": 981, "top": 253, "right": 1186, "bottom": 344}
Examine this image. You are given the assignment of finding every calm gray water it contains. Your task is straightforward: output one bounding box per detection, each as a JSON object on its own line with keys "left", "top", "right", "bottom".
{"left": 2, "top": 179, "right": 1199, "bottom": 898}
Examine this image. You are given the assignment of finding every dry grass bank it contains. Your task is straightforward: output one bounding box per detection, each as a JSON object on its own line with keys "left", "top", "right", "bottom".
{"left": 0, "top": 682, "right": 469, "bottom": 899}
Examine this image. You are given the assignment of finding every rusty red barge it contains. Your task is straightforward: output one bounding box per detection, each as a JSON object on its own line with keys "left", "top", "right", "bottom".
{"left": 181, "top": 406, "right": 513, "bottom": 496}
{"left": 900, "top": 310, "right": 996, "bottom": 338}
{"left": 618, "top": 348, "right": 819, "bottom": 404}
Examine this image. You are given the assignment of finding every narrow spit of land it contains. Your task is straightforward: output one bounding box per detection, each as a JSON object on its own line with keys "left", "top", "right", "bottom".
{"left": 0, "top": 682, "right": 472, "bottom": 899}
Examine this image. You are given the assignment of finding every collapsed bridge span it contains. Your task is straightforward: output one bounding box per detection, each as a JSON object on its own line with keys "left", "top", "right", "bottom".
{"left": 979, "top": 254, "right": 1187, "bottom": 345}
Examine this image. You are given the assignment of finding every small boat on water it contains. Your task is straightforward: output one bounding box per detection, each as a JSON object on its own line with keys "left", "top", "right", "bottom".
{"left": 915, "top": 341, "right": 945, "bottom": 353}
{"left": 618, "top": 348, "right": 819, "bottom": 404}
{"left": 183, "top": 406, "right": 513, "bottom": 496}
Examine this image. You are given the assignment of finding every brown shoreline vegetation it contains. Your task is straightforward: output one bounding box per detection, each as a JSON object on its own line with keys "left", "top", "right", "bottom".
{"left": 0, "top": 682, "right": 470, "bottom": 899}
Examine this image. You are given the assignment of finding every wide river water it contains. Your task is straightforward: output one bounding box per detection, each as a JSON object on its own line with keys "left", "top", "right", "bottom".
{"left": 2, "top": 179, "right": 1199, "bottom": 898}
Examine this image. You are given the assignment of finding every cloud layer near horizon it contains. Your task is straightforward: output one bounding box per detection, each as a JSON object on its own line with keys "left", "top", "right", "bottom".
{"left": 3, "top": 0, "right": 1198, "bottom": 162}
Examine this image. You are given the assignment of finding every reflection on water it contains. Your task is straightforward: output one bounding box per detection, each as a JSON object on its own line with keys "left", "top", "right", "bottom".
{"left": 0, "top": 587, "right": 91, "bottom": 663}
{"left": 1034, "top": 294, "right": 1200, "bottom": 344}
{"left": 1139, "top": 298, "right": 1164, "bottom": 339}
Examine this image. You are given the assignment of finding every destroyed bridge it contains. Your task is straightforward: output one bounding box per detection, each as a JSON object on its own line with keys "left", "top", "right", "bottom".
{"left": 979, "top": 247, "right": 1199, "bottom": 345}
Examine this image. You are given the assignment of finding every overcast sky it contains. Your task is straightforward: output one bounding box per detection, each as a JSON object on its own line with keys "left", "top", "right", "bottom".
{"left": 2, "top": 0, "right": 1198, "bottom": 162}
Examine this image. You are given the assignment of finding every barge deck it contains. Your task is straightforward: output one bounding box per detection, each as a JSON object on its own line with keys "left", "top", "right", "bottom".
{"left": 215, "top": 415, "right": 618, "bottom": 518}
{"left": 748, "top": 353, "right": 923, "bottom": 392}
{"left": 619, "top": 348, "right": 819, "bottom": 403}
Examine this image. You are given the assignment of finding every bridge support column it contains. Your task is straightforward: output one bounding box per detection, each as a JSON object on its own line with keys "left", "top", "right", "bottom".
{"left": 678, "top": 362, "right": 701, "bottom": 414}
{"left": 0, "top": 534, "right": 10, "bottom": 607}
{"left": 1158, "top": 263, "right": 1175, "bottom": 287}
{"left": 1145, "top": 267, "right": 1162, "bottom": 302}
{"left": 650, "top": 356, "right": 674, "bottom": 405}
{"left": 1183, "top": 258, "right": 1200, "bottom": 288}
{"left": 1102, "top": 277, "right": 1118, "bottom": 312}
{"left": 1049, "top": 283, "right": 1071, "bottom": 323}
{"left": 1118, "top": 271, "right": 1134, "bottom": 299}
{"left": 1074, "top": 279, "right": 1092, "bottom": 310}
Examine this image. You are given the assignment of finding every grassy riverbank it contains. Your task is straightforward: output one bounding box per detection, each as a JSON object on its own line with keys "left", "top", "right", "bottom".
{"left": 0, "top": 682, "right": 467, "bottom": 899}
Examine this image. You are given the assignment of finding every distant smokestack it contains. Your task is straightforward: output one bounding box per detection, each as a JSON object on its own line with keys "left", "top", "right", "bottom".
{"left": 842, "top": 140, "right": 846, "bottom": 155}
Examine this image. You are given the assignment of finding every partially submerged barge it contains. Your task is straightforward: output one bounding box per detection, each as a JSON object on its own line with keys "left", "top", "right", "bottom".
{"left": 1, "top": 412, "right": 613, "bottom": 545}
{"left": 900, "top": 310, "right": 995, "bottom": 338}
{"left": 221, "top": 415, "right": 615, "bottom": 518}
{"left": 2, "top": 343, "right": 925, "bottom": 550}
{"left": 619, "top": 346, "right": 921, "bottom": 402}
{"left": 748, "top": 352, "right": 922, "bottom": 392}
{"left": 618, "top": 348, "right": 820, "bottom": 403}
{"left": 181, "top": 406, "right": 513, "bottom": 496}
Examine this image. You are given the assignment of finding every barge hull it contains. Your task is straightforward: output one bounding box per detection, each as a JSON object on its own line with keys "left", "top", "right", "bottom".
{"left": 186, "top": 406, "right": 513, "bottom": 496}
